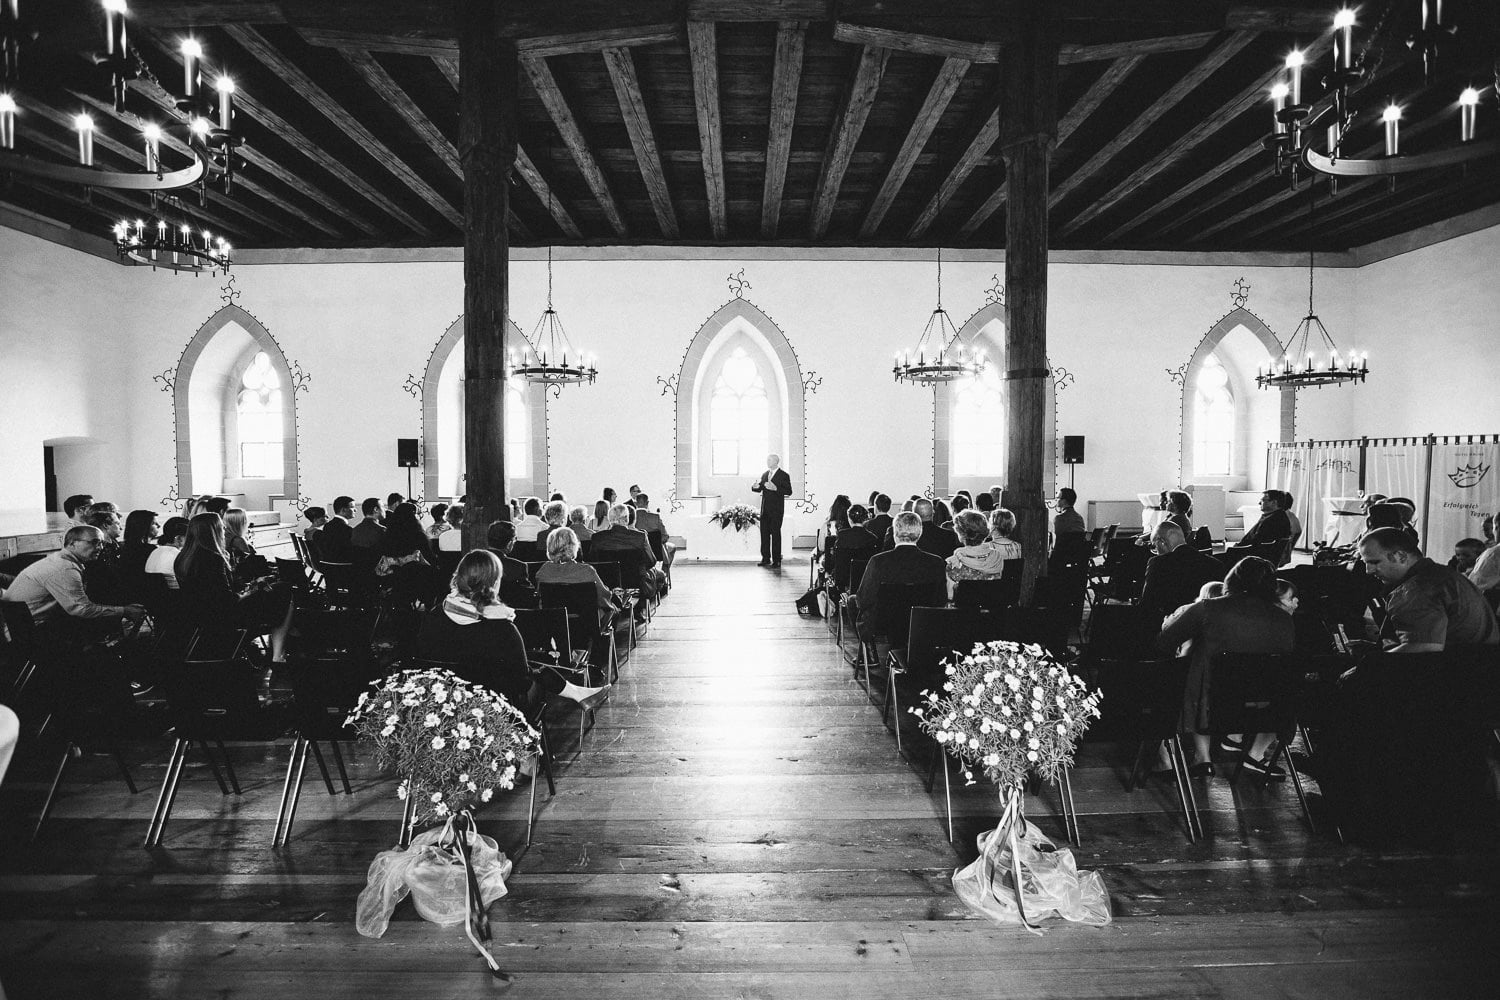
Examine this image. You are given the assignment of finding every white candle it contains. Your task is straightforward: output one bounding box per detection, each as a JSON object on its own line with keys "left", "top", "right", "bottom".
{"left": 74, "top": 113, "right": 94, "bottom": 165}
{"left": 0, "top": 93, "right": 15, "bottom": 149}
{"left": 215, "top": 76, "right": 234, "bottom": 131}
{"left": 142, "top": 122, "right": 161, "bottom": 171}
{"left": 103, "top": 0, "right": 127, "bottom": 58}
{"left": 1270, "top": 82, "right": 1289, "bottom": 135}
{"left": 1459, "top": 87, "right": 1479, "bottom": 143}
{"left": 1285, "top": 50, "right": 1304, "bottom": 107}
{"left": 1333, "top": 9, "right": 1355, "bottom": 72}
{"left": 1382, "top": 104, "right": 1401, "bottom": 156}
{"left": 181, "top": 38, "right": 202, "bottom": 98}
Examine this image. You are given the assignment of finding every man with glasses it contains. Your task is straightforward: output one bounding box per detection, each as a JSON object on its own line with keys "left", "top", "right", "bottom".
{"left": 4, "top": 526, "right": 146, "bottom": 639}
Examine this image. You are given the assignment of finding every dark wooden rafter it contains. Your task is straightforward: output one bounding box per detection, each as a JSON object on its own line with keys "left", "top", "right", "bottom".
{"left": 1048, "top": 31, "right": 1256, "bottom": 211}
{"left": 958, "top": 54, "right": 1142, "bottom": 238}
{"left": 907, "top": 108, "right": 997, "bottom": 239}
{"left": 831, "top": 22, "right": 1216, "bottom": 65}
{"left": 1061, "top": 36, "right": 1336, "bottom": 238}
{"left": 225, "top": 25, "right": 463, "bottom": 231}
{"left": 66, "top": 89, "right": 318, "bottom": 241}
{"left": 602, "top": 46, "right": 680, "bottom": 239}
{"left": 522, "top": 54, "right": 628, "bottom": 237}
{"left": 761, "top": 20, "right": 807, "bottom": 238}
{"left": 859, "top": 55, "right": 969, "bottom": 239}
{"left": 338, "top": 47, "right": 531, "bottom": 240}
{"left": 687, "top": 21, "right": 727, "bottom": 240}
{"left": 432, "top": 56, "right": 460, "bottom": 90}
{"left": 809, "top": 44, "right": 890, "bottom": 239}
{"left": 124, "top": 72, "right": 379, "bottom": 238}
{"left": 136, "top": 26, "right": 434, "bottom": 238}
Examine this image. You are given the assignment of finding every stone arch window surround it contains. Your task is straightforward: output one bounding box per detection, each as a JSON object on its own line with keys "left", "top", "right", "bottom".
{"left": 173, "top": 304, "right": 300, "bottom": 505}
{"left": 420, "top": 314, "right": 549, "bottom": 501}
{"left": 1178, "top": 306, "right": 1296, "bottom": 488}
{"left": 675, "top": 299, "right": 805, "bottom": 507}
{"left": 932, "top": 301, "right": 1058, "bottom": 500}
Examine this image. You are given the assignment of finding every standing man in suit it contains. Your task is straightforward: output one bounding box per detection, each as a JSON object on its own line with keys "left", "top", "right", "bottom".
{"left": 751, "top": 453, "right": 793, "bottom": 568}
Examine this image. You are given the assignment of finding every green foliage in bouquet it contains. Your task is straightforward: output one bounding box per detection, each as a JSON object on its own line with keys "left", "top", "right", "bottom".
{"left": 912, "top": 641, "right": 1102, "bottom": 788}
{"left": 709, "top": 503, "right": 761, "bottom": 532}
{"left": 347, "top": 668, "right": 541, "bottom": 826}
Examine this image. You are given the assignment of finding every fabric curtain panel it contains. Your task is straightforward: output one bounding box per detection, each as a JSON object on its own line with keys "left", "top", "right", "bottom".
{"left": 1305, "top": 442, "right": 1361, "bottom": 547}
{"left": 1365, "top": 439, "right": 1431, "bottom": 535}
{"left": 1266, "top": 443, "right": 1313, "bottom": 542}
{"left": 1425, "top": 438, "right": 1500, "bottom": 558}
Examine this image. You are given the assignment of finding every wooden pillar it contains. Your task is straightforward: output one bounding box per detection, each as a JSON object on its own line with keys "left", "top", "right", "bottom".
{"left": 999, "top": 15, "right": 1058, "bottom": 604}
{"left": 458, "top": 1, "right": 517, "bottom": 549}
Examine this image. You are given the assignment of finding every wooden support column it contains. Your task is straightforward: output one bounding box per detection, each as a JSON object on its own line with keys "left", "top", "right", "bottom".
{"left": 459, "top": 0, "right": 517, "bottom": 548}
{"left": 999, "top": 15, "right": 1058, "bottom": 605}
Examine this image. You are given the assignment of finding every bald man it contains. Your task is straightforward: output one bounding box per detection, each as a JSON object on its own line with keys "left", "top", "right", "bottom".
{"left": 751, "top": 453, "right": 793, "bottom": 568}
{"left": 1139, "top": 521, "right": 1224, "bottom": 620}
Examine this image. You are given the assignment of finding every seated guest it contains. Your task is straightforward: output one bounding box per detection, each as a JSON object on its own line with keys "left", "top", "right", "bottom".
{"left": 437, "top": 505, "right": 465, "bottom": 552}
{"left": 426, "top": 503, "right": 450, "bottom": 541}
{"left": 351, "top": 498, "right": 386, "bottom": 549}
{"left": 1139, "top": 522, "right": 1225, "bottom": 620}
{"left": 590, "top": 503, "right": 664, "bottom": 601}
{"left": 514, "top": 497, "right": 547, "bottom": 542}
{"left": 838, "top": 505, "right": 879, "bottom": 556}
{"left": 146, "top": 516, "right": 189, "bottom": 589}
{"left": 856, "top": 512, "right": 946, "bottom": 643}
{"left": 974, "top": 492, "right": 995, "bottom": 514}
{"left": 536, "top": 500, "right": 568, "bottom": 552}
{"left": 378, "top": 502, "right": 439, "bottom": 603}
{"left": 63, "top": 494, "right": 94, "bottom": 527}
{"left": 1158, "top": 556, "right": 1294, "bottom": 778}
{"left": 567, "top": 505, "right": 594, "bottom": 542}
{"left": 818, "top": 495, "right": 853, "bottom": 575}
{"left": 175, "top": 512, "right": 294, "bottom": 663}
{"left": 989, "top": 508, "right": 1023, "bottom": 560}
{"left": 222, "top": 508, "right": 263, "bottom": 578}
{"left": 1467, "top": 513, "right": 1500, "bottom": 600}
{"left": 1450, "top": 538, "right": 1486, "bottom": 575}
{"left": 632, "top": 494, "right": 674, "bottom": 571}
{"left": 1235, "top": 490, "right": 1293, "bottom": 563}
{"left": 485, "top": 519, "right": 536, "bottom": 608}
{"left": 946, "top": 509, "right": 1011, "bottom": 597}
{"left": 118, "top": 509, "right": 161, "bottom": 597}
{"left": 386, "top": 492, "right": 405, "bottom": 514}
{"left": 551, "top": 491, "right": 568, "bottom": 504}
{"left": 5, "top": 526, "right": 146, "bottom": 639}
{"left": 1198, "top": 581, "right": 1225, "bottom": 601}
{"left": 302, "top": 507, "right": 328, "bottom": 547}
{"left": 82, "top": 503, "right": 126, "bottom": 605}
{"left": 1357, "top": 527, "right": 1497, "bottom": 652}
{"left": 1281, "top": 490, "right": 1303, "bottom": 548}
{"left": 1275, "top": 579, "right": 1299, "bottom": 615}
{"left": 884, "top": 499, "right": 957, "bottom": 559}
{"left": 317, "top": 496, "right": 356, "bottom": 561}
{"left": 587, "top": 499, "right": 611, "bottom": 534}
{"left": 419, "top": 549, "right": 609, "bottom": 709}
{"left": 1164, "top": 489, "right": 1194, "bottom": 536}
{"left": 932, "top": 498, "right": 953, "bottom": 531}
{"left": 201, "top": 496, "right": 231, "bottom": 517}
{"left": 602, "top": 487, "right": 618, "bottom": 507}
{"left": 1052, "top": 488, "right": 1086, "bottom": 540}
{"left": 865, "top": 494, "right": 894, "bottom": 552}
{"left": 536, "top": 527, "right": 622, "bottom": 636}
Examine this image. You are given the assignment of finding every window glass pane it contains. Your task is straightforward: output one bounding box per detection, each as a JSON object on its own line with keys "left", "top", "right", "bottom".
{"left": 951, "top": 367, "right": 1004, "bottom": 476}
{"left": 708, "top": 345, "right": 772, "bottom": 478}
{"left": 504, "top": 385, "right": 527, "bottom": 479}
{"left": 1192, "top": 352, "right": 1234, "bottom": 475}
{"left": 711, "top": 440, "right": 739, "bottom": 476}
{"left": 236, "top": 352, "right": 285, "bottom": 478}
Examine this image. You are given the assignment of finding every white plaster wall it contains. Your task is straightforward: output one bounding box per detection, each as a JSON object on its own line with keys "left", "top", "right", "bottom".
{"left": 7, "top": 223, "right": 1498, "bottom": 526}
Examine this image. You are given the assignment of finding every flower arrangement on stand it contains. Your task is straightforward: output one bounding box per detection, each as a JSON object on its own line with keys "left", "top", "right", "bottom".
{"left": 911, "top": 641, "right": 1110, "bottom": 932}
{"left": 709, "top": 503, "right": 760, "bottom": 532}
{"left": 347, "top": 668, "right": 541, "bottom": 975}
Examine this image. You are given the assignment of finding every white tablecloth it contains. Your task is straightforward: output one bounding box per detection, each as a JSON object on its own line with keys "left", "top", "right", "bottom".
{"left": 1324, "top": 496, "right": 1366, "bottom": 546}
{"left": 679, "top": 513, "right": 799, "bottom": 561}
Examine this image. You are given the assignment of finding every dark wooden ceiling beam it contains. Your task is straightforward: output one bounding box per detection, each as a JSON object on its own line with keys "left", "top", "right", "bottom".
{"left": 958, "top": 53, "right": 1141, "bottom": 238}
{"left": 1060, "top": 31, "right": 1217, "bottom": 63}
{"left": 761, "top": 20, "right": 807, "bottom": 238}
{"left": 859, "top": 55, "right": 969, "bottom": 238}
{"left": 1061, "top": 36, "right": 1334, "bottom": 239}
{"left": 1049, "top": 31, "right": 1255, "bottom": 212}
{"left": 226, "top": 25, "right": 461, "bottom": 233}
{"left": 125, "top": 73, "right": 380, "bottom": 238}
{"left": 66, "top": 90, "right": 311, "bottom": 242}
{"left": 907, "top": 109, "right": 997, "bottom": 240}
{"left": 299, "top": 24, "right": 682, "bottom": 59}
{"left": 339, "top": 46, "right": 531, "bottom": 241}
{"left": 809, "top": 44, "right": 890, "bottom": 239}
{"left": 832, "top": 22, "right": 996, "bottom": 63}
{"left": 687, "top": 21, "right": 727, "bottom": 240}
{"left": 602, "top": 46, "right": 679, "bottom": 239}
{"left": 1224, "top": 4, "right": 1340, "bottom": 33}
{"left": 522, "top": 54, "right": 628, "bottom": 237}
{"left": 433, "top": 56, "right": 460, "bottom": 90}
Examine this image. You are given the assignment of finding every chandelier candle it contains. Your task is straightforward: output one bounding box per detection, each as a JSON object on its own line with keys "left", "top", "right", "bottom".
{"left": 181, "top": 38, "right": 201, "bottom": 98}
{"left": 216, "top": 76, "right": 234, "bottom": 131}
{"left": 1284, "top": 50, "right": 1304, "bottom": 108}
{"left": 1460, "top": 88, "right": 1479, "bottom": 142}
{"left": 142, "top": 122, "right": 160, "bottom": 171}
{"left": 0, "top": 93, "right": 13, "bottom": 149}
{"left": 103, "top": 0, "right": 126, "bottom": 58}
{"left": 74, "top": 113, "right": 93, "bottom": 165}
{"left": 1333, "top": 9, "right": 1355, "bottom": 71}
{"left": 1383, "top": 105, "right": 1401, "bottom": 157}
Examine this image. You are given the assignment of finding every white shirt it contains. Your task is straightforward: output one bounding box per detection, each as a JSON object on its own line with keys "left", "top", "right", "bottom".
{"left": 1469, "top": 544, "right": 1500, "bottom": 593}
{"left": 514, "top": 515, "right": 546, "bottom": 542}
{"left": 145, "top": 545, "right": 180, "bottom": 589}
{"left": 437, "top": 530, "right": 464, "bottom": 552}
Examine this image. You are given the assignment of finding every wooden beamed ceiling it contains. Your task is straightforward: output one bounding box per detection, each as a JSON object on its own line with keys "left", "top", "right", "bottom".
{"left": 3, "top": 1, "right": 1498, "bottom": 253}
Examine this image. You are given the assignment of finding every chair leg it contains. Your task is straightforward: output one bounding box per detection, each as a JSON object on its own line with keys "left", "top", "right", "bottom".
{"left": 397, "top": 779, "right": 419, "bottom": 849}
{"left": 1172, "top": 736, "right": 1204, "bottom": 840}
{"left": 309, "top": 740, "right": 337, "bottom": 796}
{"left": 942, "top": 753, "right": 954, "bottom": 844}
{"left": 214, "top": 741, "right": 242, "bottom": 795}
{"left": 329, "top": 740, "right": 353, "bottom": 794}
{"left": 201, "top": 740, "right": 231, "bottom": 796}
{"left": 1297, "top": 722, "right": 1317, "bottom": 757}
{"left": 1059, "top": 766, "right": 1080, "bottom": 845}
{"left": 145, "top": 739, "right": 189, "bottom": 848}
{"left": 112, "top": 748, "right": 138, "bottom": 794}
{"left": 281, "top": 740, "right": 312, "bottom": 847}
{"left": 272, "top": 737, "right": 304, "bottom": 847}
{"left": 1167, "top": 744, "right": 1197, "bottom": 843}
{"left": 1280, "top": 743, "right": 1317, "bottom": 836}
{"left": 526, "top": 763, "right": 537, "bottom": 847}
{"left": 32, "top": 744, "right": 74, "bottom": 842}
{"left": 1125, "top": 741, "right": 1150, "bottom": 791}
{"left": 13, "top": 658, "right": 37, "bottom": 694}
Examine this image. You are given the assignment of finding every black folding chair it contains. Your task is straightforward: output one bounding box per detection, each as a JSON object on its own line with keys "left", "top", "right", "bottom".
{"left": 273, "top": 653, "right": 375, "bottom": 846}
{"left": 1209, "top": 651, "right": 1316, "bottom": 833}
{"left": 513, "top": 606, "right": 601, "bottom": 758}
{"left": 857, "top": 582, "right": 925, "bottom": 696}
{"left": 1083, "top": 603, "right": 1161, "bottom": 663}
{"left": 884, "top": 606, "right": 996, "bottom": 757}
{"left": 537, "top": 580, "right": 620, "bottom": 683}
{"left": 1, "top": 599, "right": 42, "bottom": 695}
{"left": 952, "top": 562, "right": 1023, "bottom": 613}
{"left": 1090, "top": 656, "right": 1201, "bottom": 841}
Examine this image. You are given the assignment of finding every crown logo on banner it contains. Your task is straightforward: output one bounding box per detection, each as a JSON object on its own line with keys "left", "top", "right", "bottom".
{"left": 1447, "top": 462, "right": 1491, "bottom": 489}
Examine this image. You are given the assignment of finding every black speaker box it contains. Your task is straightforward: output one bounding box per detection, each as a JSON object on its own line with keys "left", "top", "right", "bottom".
{"left": 1063, "top": 435, "right": 1085, "bottom": 465}
{"left": 397, "top": 438, "right": 420, "bottom": 468}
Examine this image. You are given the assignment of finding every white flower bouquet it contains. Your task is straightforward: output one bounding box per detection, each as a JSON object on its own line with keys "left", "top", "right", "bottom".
{"left": 709, "top": 503, "right": 760, "bottom": 532}
{"left": 911, "top": 641, "right": 1110, "bottom": 932}
{"left": 347, "top": 667, "right": 541, "bottom": 827}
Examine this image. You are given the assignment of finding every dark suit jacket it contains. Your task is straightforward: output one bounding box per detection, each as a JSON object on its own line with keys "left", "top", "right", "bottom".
{"left": 865, "top": 513, "right": 893, "bottom": 551}
{"left": 318, "top": 516, "right": 353, "bottom": 562}
{"left": 589, "top": 525, "right": 660, "bottom": 597}
{"left": 836, "top": 525, "right": 878, "bottom": 556}
{"left": 351, "top": 517, "right": 386, "bottom": 549}
{"left": 486, "top": 547, "right": 537, "bottom": 608}
{"left": 752, "top": 468, "right": 793, "bottom": 525}
{"left": 855, "top": 543, "right": 947, "bottom": 634}
{"left": 1140, "top": 543, "right": 1225, "bottom": 620}
{"left": 882, "top": 521, "right": 957, "bottom": 560}
{"left": 1240, "top": 508, "right": 1291, "bottom": 547}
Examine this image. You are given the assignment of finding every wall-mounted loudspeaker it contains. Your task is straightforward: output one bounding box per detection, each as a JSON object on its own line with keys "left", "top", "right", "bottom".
{"left": 396, "top": 438, "right": 420, "bottom": 468}
{"left": 1063, "top": 436, "right": 1085, "bottom": 465}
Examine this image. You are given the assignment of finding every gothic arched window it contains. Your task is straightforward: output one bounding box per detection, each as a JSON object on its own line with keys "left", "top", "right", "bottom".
{"left": 709, "top": 346, "right": 770, "bottom": 476}
{"left": 950, "top": 365, "right": 1005, "bottom": 476}
{"left": 236, "top": 351, "right": 285, "bottom": 479}
{"left": 1192, "top": 353, "right": 1235, "bottom": 477}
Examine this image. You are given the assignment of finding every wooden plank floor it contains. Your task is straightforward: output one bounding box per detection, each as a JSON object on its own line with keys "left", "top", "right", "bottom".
{"left": 1, "top": 562, "right": 1497, "bottom": 998}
